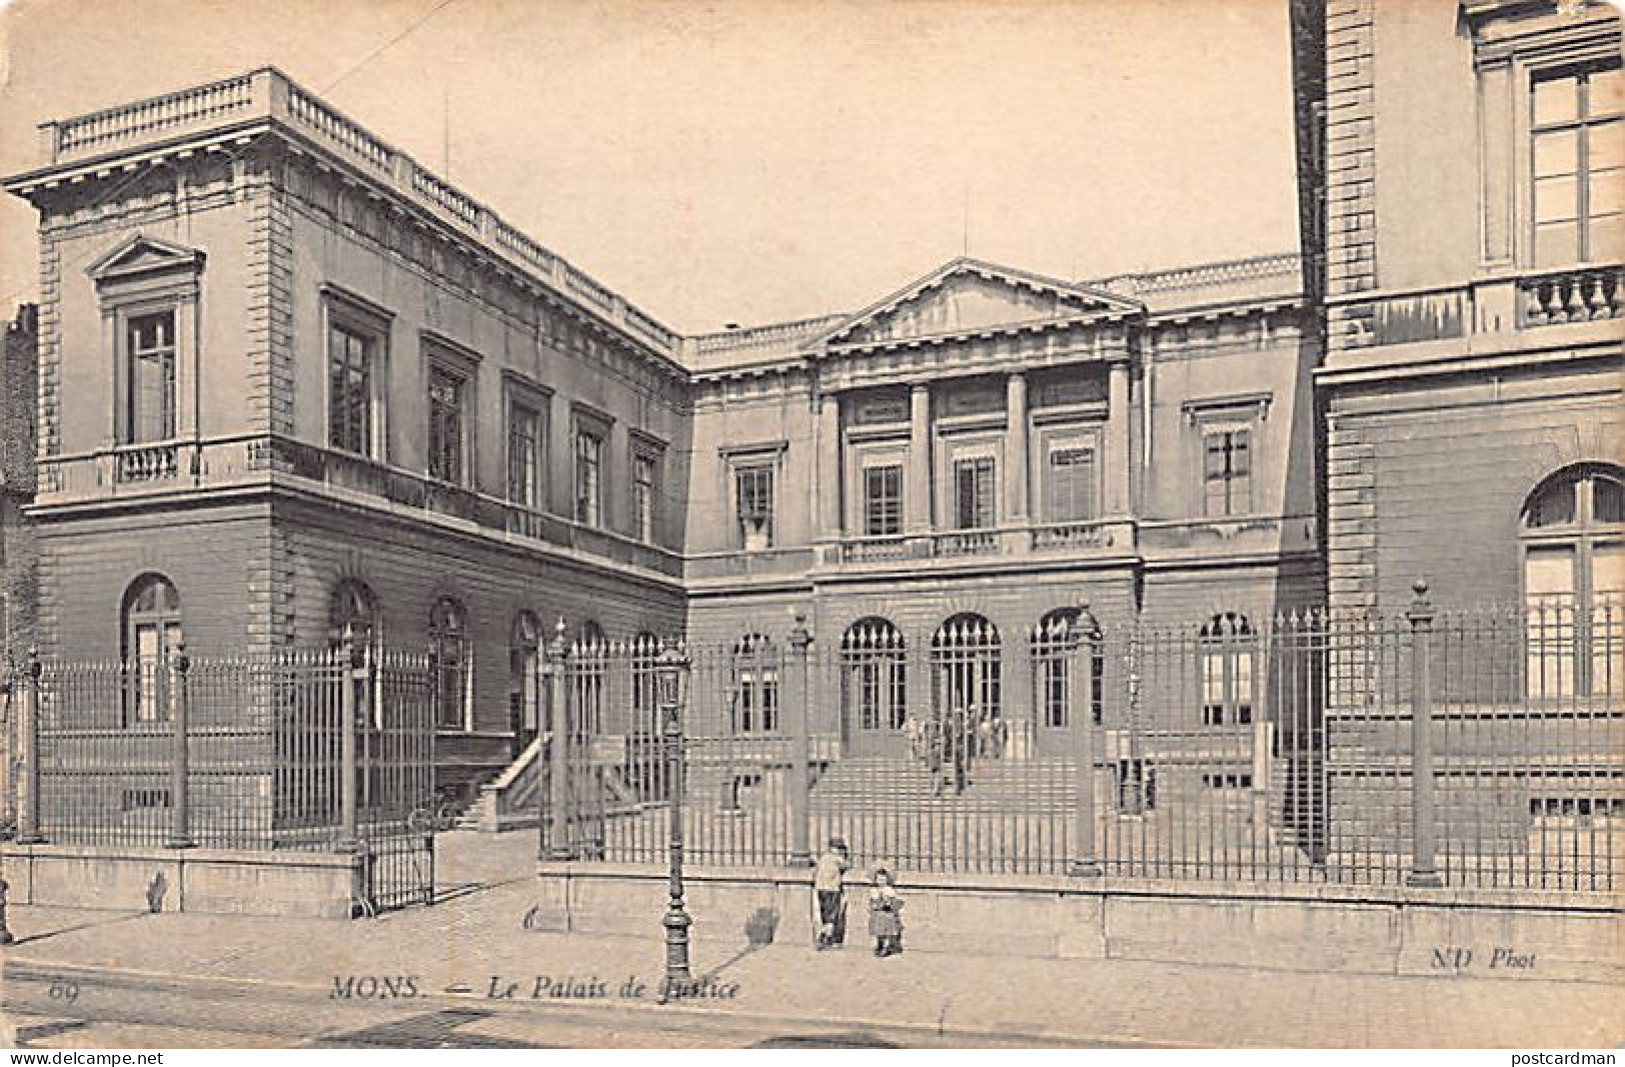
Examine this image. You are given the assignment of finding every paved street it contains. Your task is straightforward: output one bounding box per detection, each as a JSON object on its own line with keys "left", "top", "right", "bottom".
{"left": 2, "top": 832, "right": 1619, "bottom": 1049}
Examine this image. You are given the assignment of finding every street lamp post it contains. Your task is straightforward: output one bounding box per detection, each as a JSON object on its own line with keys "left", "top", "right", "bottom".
{"left": 654, "top": 638, "right": 693, "bottom": 1001}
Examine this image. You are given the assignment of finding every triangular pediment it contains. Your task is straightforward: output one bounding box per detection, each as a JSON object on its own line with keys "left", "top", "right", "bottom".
{"left": 819, "top": 258, "right": 1141, "bottom": 348}
{"left": 86, "top": 234, "right": 205, "bottom": 283}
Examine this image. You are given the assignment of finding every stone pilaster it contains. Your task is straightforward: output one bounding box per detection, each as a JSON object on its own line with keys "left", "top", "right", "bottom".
{"left": 1105, "top": 360, "right": 1131, "bottom": 517}
{"left": 244, "top": 173, "right": 296, "bottom": 437}
{"left": 1006, "top": 372, "right": 1028, "bottom": 522}
{"left": 815, "top": 390, "right": 841, "bottom": 538}
{"left": 35, "top": 236, "right": 61, "bottom": 465}
{"left": 1324, "top": 0, "right": 1378, "bottom": 351}
{"left": 907, "top": 383, "right": 931, "bottom": 533}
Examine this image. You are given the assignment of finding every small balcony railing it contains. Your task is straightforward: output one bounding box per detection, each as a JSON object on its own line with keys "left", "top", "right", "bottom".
{"left": 1030, "top": 520, "right": 1112, "bottom": 551}
{"left": 933, "top": 528, "right": 1000, "bottom": 557}
{"left": 1519, "top": 266, "right": 1622, "bottom": 327}
{"left": 114, "top": 441, "right": 181, "bottom": 484}
{"left": 841, "top": 535, "right": 913, "bottom": 563}
{"left": 834, "top": 521, "right": 1124, "bottom": 565}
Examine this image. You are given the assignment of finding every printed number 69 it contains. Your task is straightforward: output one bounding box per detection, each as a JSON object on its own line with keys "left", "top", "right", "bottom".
{"left": 48, "top": 981, "right": 79, "bottom": 1003}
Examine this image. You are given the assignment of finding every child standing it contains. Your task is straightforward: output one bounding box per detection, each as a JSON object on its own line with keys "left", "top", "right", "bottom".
{"left": 868, "top": 867, "right": 905, "bottom": 957}
{"left": 812, "top": 836, "right": 850, "bottom": 949}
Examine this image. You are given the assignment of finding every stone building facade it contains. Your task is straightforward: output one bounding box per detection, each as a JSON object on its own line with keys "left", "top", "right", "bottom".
{"left": 1292, "top": 0, "right": 1622, "bottom": 858}
{"left": 4, "top": 72, "right": 690, "bottom": 792}
{"left": 1302, "top": 0, "right": 1621, "bottom": 618}
{"left": 5, "top": 68, "right": 1319, "bottom": 793}
{"left": 684, "top": 255, "right": 1319, "bottom": 754}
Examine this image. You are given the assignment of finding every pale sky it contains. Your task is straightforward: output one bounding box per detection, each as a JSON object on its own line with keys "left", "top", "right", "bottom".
{"left": 0, "top": 0, "right": 1300, "bottom": 334}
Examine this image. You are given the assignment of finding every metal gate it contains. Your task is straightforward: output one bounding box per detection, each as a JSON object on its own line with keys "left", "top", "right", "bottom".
{"left": 354, "top": 649, "right": 436, "bottom": 914}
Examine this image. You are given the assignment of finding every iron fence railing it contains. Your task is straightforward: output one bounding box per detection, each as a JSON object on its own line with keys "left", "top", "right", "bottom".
{"left": 4, "top": 592, "right": 1617, "bottom": 896}
{"left": 546, "top": 592, "right": 1621, "bottom": 893}
{"left": 3, "top": 643, "right": 434, "bottom": 860}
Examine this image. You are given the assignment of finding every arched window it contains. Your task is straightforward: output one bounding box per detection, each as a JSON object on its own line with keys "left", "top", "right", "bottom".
{"left": 329, "top": 580, "right": 378, "bottom": 647}
{"left": 931, "top": 613, "right": 1002, "bottom": 729}
{"left": 332, "top": 580, "right": 383, "bottom": 736}
{"left": 1522, "top": 464, "right": 1625, "bottom": 698}
{"left": 1199, "top": 613, "right": 1254, "bottom": 726}
{"left": 122, "top": 574, "right": 182, "bottom": 725}
{"left": 510, "top": 611, "right": 541, "bottom": 743}
{"left": 429, "top": 597, "right": 469, "bottom": 731}
{"left": 1032, "top": 607, "right": 1103, "bottom": 729}
{"left": 841, "top": 618, "right": 907, "bottom": 735}
{"left": 731, "top": 634, "right": 779, "bottom": 734}
{"left": 573, "top": 620, "right": 607, "bottom": 736}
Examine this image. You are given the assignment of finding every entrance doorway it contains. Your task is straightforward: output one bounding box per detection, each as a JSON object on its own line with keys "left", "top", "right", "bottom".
{"left": 930, "top": 613, "right": 1004, "bottom": 761}
{"left": 840, "top": 617, "right": 908, "bottom": 757}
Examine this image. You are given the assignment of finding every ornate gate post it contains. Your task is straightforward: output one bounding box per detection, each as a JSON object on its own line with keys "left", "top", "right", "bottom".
{"left": 336, "top": 626, "right": 360, "bottom": 853}
{"left": 1, "top": 671, "right": 15, "bottom": 839}
{"left": 545, "top": 618, "right": 574, "bottom": 861}
{"left": 787, "top": 613, "right": 813, "bottom": 867}
{"left": 1068, "top": 604, "right": 1102, "bottom": 877}
{"left": 15, "top": 649, "right": 42, "bottom": 845}
{"left": 1406, "top": 580, "right": 1442, "bottom": 888}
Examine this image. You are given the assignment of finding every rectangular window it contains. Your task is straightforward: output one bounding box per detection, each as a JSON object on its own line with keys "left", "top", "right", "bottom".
{"left": 435, "top": 648, "right": 467, "bottom": 730}
{"left": 427, "top": 366, "right": 466, "bottom": 484}
{"left": 1041, "top": 656, "right": 1069, "bottom": 728}
{"left": 1115, "top": 759, "right": 1157, "bottom": 812}
{"left": 126, "top": 311, "right": 176, "bottom": 444}
{"left": 1592, "top": 543, "right": 1624, "bottom": 698}
{"left": 634, "top": 453, "right": 657, "bottom": 543}
{"left": 1047, "top": 446, "right": 1096, "bottom": 522}
{"left": 953, "top": 456, "right": 997, "bottom": 529}
{"left": 507, "top": 402, "right": 541, "bottom": 507}
{"left": 1525, "top": 545, "right": 1577, "bottom": 699}
{"left": 328, "top": 322, "right": 375, "bottom": 456}
{"left": 1203, "top": 428, "right": 1252, "bottom": 517}
{"left": 575, "top": 426, "right": 604, "bottom": 526}
{"left": 736, "top": 464, "right": 775, "bottom": 550}
{"left": 735, "top": 669, "right": 779, "bottom": 734}
{"left": 1533, "top": 64, "right": 1623, "bottom": 266}
{"left": 863, "top": 464, "right": 903, "bottom": 537}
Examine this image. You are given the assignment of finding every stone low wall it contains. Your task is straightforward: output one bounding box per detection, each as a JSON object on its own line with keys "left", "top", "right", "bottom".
{"left": 1, "top": 842, "right": 363, "bottom": 919}
{"left": 530, "top": 862, "right": 1623, "bottom": 983}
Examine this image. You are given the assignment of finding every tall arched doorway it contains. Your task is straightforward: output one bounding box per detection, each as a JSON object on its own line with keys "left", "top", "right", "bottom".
{"left": 840, "top": 617, "right": 907, "bottom": 756}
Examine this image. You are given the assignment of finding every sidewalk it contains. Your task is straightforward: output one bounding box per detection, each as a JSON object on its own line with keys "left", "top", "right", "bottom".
{"left": 1, "top": 834, "right": 1619, "bottom": 1048}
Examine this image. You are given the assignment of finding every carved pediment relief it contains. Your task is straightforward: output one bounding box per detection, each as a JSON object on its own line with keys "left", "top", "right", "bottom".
{"left": 823, "top": 258, "right": 1141, "bottom": 348}
{"left": 86, "top": 233, "right": 206, "bottom": 284}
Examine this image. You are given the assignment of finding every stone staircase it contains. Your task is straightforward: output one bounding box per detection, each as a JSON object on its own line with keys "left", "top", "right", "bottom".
{"left": 456, "top": 735, "right": 545, "bottom": 832}
{"left": 807, "top": 750, "right": 1325, "bottom": 869}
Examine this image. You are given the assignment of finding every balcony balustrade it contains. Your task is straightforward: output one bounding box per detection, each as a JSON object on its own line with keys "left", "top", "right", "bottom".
{"left": 112, "top": 441, "right": 181, "bottom": 484}
{"left": 831, "top": 519, "right": 1128, "bottom": 567}
{"left": 35, "top": 434, "right": 682, "bottom": 579}
{"left": 840, "top": 535, "right": 914, "bottom": 563}
{"left": 1519, "top": 266, "right": 1622, "bottom": 327}
{"left": 933, "top": 528, "right": 1001, "bottom": 557}
{"left": 1030, "top": 520, "right": 1112, "bottom": 551}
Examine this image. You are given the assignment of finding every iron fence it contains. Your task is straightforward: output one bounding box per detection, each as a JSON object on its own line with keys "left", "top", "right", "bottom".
{"left": 6, "top": 643, "right": 435, "bottom": 875}
{"left": 548, "top": 595, "right": 1622, "bottom": 893}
